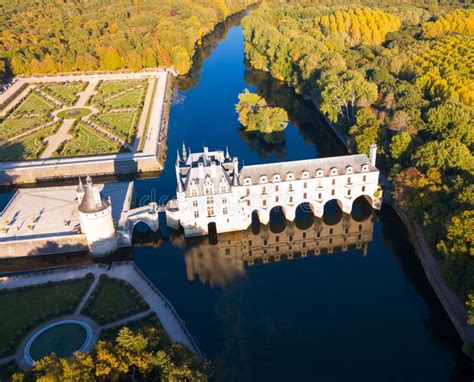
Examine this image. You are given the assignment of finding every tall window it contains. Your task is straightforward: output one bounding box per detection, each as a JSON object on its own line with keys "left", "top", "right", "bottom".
{"left": 206, "top": 197, "right": 213, "bottom": 205}
{"left": 193, "top": 200, "right": 198, "bottom": 208}
{"left": 246, "top": 188, "right": 250, "bottom": 196}
{"left": 194, "top": 211, "right": 199, "bottom": 218}
{"left": 262, "top": 199, "right": 267, "bottom": 207}
{"left": 275, "top": 185, "right": 279, "bottom": 192}
{"left": 347, "top": 189, "right": 351, "bottom": 196}
{"left": 289, "top": 196, "right": 293, "bottom": 203}
{"left": 275, "top": 196, "right": 279, "bottom": 203}
{"left": 222, "top": 197, "right": 227, "bottom": 204}
{"left": 223, "top": 207, "right": 228, "bottom": 215}
{"left": 220, "top": 185, "right": 227, "bottom": 193}
{"left": 331, "top": 190, "right": 335, "bottom": 196}
{"left": 362, "top": 186, "right": 366, "bottom": 192}
{"left": 332, "top": 179, "right": 336, "bottom": 185}
{"left": 205, "top": 186, "right": 213, "bottom": 195}
{"left": 318, "top": 193, "right": 322, "bottom": 200}
{"left": 262, "top": 186, "right": 266, "bottom": 194}
{"left": 191, "top": 189, "right": 198, "bottom": 197}
{"left": 303, "top": 192, "right": 307, "bottom": 199}
{"left": 347, "top": 177, "right": 351, "bottom": 184}
{"left": 304, "top": 182, "right": 307, "bottom": 188}
{"left": 363, "top": 175, "right": 367, "bottom": 182}
{"left": 289, "top": 183, "right": 293, "bottom": 192}
{"left": 207, "top": 207, "right": 215, "bottom": 217}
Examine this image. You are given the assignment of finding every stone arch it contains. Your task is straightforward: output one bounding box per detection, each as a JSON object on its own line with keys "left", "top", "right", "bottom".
{"left": 269, "top": 205, "right": 287, "bottom": 233}
{"left": 351, "top": 194, "right": 374, "bottom": 222}
{"left": 251, "top": 210, "right": 261, "bottom": 235}
{"left": 207, "top": 221, "right": 218, "bottom": 245}
{"left": 322, "top": 198, "right": 344, "bottom": 226}
{"left": 295, "top": 202, "right": 314, "bottom": 230}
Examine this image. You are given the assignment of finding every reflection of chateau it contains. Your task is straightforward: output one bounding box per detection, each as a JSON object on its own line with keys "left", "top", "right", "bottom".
{"left": 184, "top": 213, "right": 374, "bottom": 287}
{"left": 166, "top": 145, "right": 381, "bottom": 237}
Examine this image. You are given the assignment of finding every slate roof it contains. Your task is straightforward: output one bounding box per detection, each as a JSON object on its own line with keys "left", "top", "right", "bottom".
{"left": 239, "top": 154, "right": 376, "bottom": 184}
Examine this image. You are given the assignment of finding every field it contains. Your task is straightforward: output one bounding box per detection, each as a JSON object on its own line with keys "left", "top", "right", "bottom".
{"left": 81, "top": 275, "right": 148, "bottom": 324}
{"left": 92, "top": 80, "right": 146, "bottom": 103}
{"left": 96, "top": 111, "right": 137, "bottom": 141}
{"left": 0, "top": 117, "right": 50, "bottom": 141}
{"left": 12, "top": 91, "right": 55, "bottom": 115}
{"left": 0, "top": 124, "right": 59, "bottom": 161}
{"left": 59, "top": 123, "right": 121, "bottom": 156}
{"left": 0, "top": 276, "right": 93, "bottom": 357}
{"left": 39, "top": 81, "right": 86, "bottom": 106}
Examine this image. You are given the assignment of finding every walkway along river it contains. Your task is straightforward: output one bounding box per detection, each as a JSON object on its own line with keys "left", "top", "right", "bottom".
{"left": 130, "top": 14, "right": 473, "bottom": 382}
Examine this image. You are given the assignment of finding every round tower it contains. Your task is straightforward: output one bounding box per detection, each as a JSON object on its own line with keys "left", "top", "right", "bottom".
{"left": 78, "top": 175, "right": 118, "bottom": 256}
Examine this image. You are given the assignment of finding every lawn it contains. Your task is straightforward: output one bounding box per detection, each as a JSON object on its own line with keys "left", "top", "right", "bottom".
{"left": 0, "top": 123, "right": 59, "bottom": 161}
{"left": 57, "top": 107, "right": 92, "bottom": 119}
{"left": 0, "top": 275, "right": 93, "bottom": 357}
{"left": 12, "top": 91, "right": 55, "bottom": 115}
{"left": 93, "top": 80, "right": 146, "bottom": 103}
{"left": 105, "top": 87, "right": 146, "bottom": 109}
{"left": 81, "top": 274, "right": 148, "bottom": 324}
{"left": 96, "top": 111, "right": 136, "bottom": 141}
{"left": 59, "top": 123, "right": 120, "bottom": 157}
{"left": 0, "top": 117, "right": 50, "bottom": 141}
{"left": 40, "top": 82, "right": 86, "bottom": 106}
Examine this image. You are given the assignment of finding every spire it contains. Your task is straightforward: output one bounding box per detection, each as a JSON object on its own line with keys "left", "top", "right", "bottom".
{"left": 86, "top": 174, "right": 92, "bottom": 186}
{"left": 232, "top": 172, "right": 239, "bottom": 187}
{"left": 76, "top": 177, "right": 85, "bottom": 193}
{"left": 78, "top": 177, "right": 110, "bottom": 214}
{"left": 182, "top": 142, "right": 187, "bottom": 162}
{"left": 176, "top": 150, "right": 181, "bottom": 166}
{"left": 175, "top": 165, "right": 184, "bottom": 193}
{"left": 225, "top": 146, "right": 230, "bottom": 161}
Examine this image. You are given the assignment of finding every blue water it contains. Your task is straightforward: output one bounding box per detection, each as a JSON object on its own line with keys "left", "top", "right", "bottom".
{"left": 132, "top": 24, "right": 472, "bottom": 381}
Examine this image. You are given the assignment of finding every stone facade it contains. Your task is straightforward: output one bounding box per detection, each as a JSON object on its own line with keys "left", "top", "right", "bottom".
{"left": 166, "top": 145, "right": 382, "bottom": 237}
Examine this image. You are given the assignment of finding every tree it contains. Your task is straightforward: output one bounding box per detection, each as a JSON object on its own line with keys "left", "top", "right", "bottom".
{"left": 425, "top": 101, "right": 474, "bottom": 146}
{"left": 412, "top": 139, "right": 474, "bottom": 172}
{"left": 390, "top": 131, "right": 412, "bottom": 160}
{"left": 348, "top": 108, "right": 383, "bottom": 155}
{"left": 318, "top": 69, "right": 378, "bottom": 125}
{"left": 171, "top": 46, "right": 191, "bottom": 75}
{"left": 437, "top": 210, "right": 474, "bottom": 257}
{"left": 236, "top": 89, "right": 288, "bottom": 134}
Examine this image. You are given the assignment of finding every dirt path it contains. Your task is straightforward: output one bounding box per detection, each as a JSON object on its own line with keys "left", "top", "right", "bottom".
{"left": 75, "top": 80, "right": 98, "bottom": 106}
{"left": 133, "top": 78, "right": 155, "bottom": 152}
{"left": 41, "top": 119, "right": 74, "bottom": 158}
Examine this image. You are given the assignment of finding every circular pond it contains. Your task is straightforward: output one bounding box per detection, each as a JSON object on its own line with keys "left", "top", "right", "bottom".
{"left": 25, "top": 320, "right": 93, "bottom": 365}
{"left": 57, "top": 107, "right": 92, "bottom": 119}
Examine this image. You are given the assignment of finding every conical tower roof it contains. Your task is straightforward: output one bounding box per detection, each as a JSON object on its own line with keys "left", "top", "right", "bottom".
{"left": 78, "top": 176, "right": 110, "bottom": 214}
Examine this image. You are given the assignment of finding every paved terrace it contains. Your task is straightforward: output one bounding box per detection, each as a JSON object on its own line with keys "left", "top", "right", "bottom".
{"left": 0, "top": 182, "right": 130, "bottom": 240}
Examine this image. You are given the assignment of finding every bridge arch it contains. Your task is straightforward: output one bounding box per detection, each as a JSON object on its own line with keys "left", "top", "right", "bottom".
{"left": 350, "top": 195, "right": 374, "bottom": 222}
{"left": 269, "top": 205, "right": 287, "bottom": 233}
{"left": 295, "top": 202, "right": 314, "bottom": 230}
{"left": 322, "top": 198, "right": 344, "bottom": 226}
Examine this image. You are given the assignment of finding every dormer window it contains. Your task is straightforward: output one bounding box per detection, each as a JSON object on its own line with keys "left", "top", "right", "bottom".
{"left": 273, "top": 173, "right": 280, "bottom": 182}
{"left": 316, "top": 169, "right": 324, "bottom": 177}
{"left": 244, "top": 177, "right": 252, "bottom": 185}
{"left": 260, "top": 175, "right": 268, "bottom": 183}
{"left": 287, "top": 172, "right": 294, "bottom": 181}
{"left": 346, "top": 166, "right": 353, "bottom": 174}
{"left": 361, "top": 164, "right": 369, "bottom": 172}
{"left": 302, "top": 170, "right": 309, "bottom": 179}
{"left": 330, "top": 167, "right": 338, "bottom": 176}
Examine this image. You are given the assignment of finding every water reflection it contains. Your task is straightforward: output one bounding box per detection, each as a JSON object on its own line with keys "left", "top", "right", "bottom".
{"left": 184, "top": 212, "right": 374, "bottom": 287}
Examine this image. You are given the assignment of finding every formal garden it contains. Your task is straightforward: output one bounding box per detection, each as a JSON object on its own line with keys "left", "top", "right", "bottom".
{"left": 0, "top": 76, "right": 153, "bottom": 160}
{"left": 0, "top": 267, "right": 208, "bottom": 381}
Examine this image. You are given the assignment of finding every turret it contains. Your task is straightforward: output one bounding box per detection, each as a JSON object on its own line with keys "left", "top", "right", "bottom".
{"left": 176, "top": 154, "right": 184, "bottom": 193}
{"left": 78, "top": 176, "right": 117, "bottom": 256}
{"left": 225, "top": 146, "right": 230, "bottom": 161}
{"left": 369, "top": 144, "right": 377, "bottom": 166}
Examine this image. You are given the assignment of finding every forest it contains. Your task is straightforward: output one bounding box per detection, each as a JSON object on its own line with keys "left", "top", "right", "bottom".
{"left": 243, "top": 0, "right": 474, "bottom": 343}
{"left": 0, "top": 0, "right": 257, "bottom": 77}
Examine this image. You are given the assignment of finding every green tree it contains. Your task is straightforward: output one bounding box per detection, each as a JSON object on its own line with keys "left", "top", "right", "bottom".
{"left": 390, "top": 131, "right": 412, "bottom": 160}
{"left": 349, "top": 108, "right": 383, "bottom": 155}
{"left": 425, "top": 101, "right": 474, "bottom": 146}
{"left": 437, "top": 210, "right": 474, "bottom": 257}
{"left": 412, "top": 139, "right": 474, "bottom": 172}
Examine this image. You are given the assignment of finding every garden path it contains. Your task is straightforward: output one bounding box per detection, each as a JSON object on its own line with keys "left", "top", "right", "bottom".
{"left": 0, "top": 85, "right": 32, "bottom": 118}
{"left": 133, "top": 78, "right": 155, "bottom": 152}
{"left": 76, "top": 81, "right": 98, "bottom": 106}
{"left": 74, "top": 274, "right": 99, "bottom": 315}
{"left": 100, "top": 310, "right": 152, "bottom": 330}
{"left": 41, "top": 119, "right": 74, "bottom": 158}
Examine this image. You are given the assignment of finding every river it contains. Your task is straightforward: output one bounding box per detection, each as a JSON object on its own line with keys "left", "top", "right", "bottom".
{"left": 130, "top": 15, "right": 472, "bottom": 382}
{"left": 0, "top": 12, "right": 472, "bottom": 382}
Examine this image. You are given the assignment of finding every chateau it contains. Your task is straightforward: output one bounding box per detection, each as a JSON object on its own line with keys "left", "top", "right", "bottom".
{"left": 166, "top": 144, "right": 382, "bottom": 237}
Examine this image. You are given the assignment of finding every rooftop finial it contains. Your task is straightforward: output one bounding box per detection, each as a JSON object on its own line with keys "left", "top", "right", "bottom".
{"left": 182, "top": 142, "right": 187, "bottom": 162}
{"left": 176, "top": 150, "right": 181, "bottom": 165}
{"left": 77, "top": 176, "right": 85, "bottom": 193}
{"left": 86, "top": 174, "right": 92, "bottom": 186}
{"left": 225, "top": 146, "right": 230, "bottom": 160}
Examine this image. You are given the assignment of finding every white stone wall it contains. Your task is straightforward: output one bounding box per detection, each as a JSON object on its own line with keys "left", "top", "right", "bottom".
{"left": 174, "top": 164, "right": 381, "bottom": 237}
{"left": 79, "top": 206, "right": 118, "bottom": 256}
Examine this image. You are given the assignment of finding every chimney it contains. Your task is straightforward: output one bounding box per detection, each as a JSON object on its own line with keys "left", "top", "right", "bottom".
{"left": 210, "top": 161, "right": 217, "bottom": 177}
{"left": 203, "top": 146, "right": 209, "bottom": 166}
{"left": 369, "top": 144, "right": 377, "bottom": 167}
{"left": 198, "top": 162, "right": 204, "bottom": 178}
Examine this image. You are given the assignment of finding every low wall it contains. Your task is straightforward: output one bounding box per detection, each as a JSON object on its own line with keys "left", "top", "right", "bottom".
{"left": 391, "top": 202, "right": 474, "bottom": 346}
{"left": 0, "top": 234, "right": 88, "bottom": 258}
